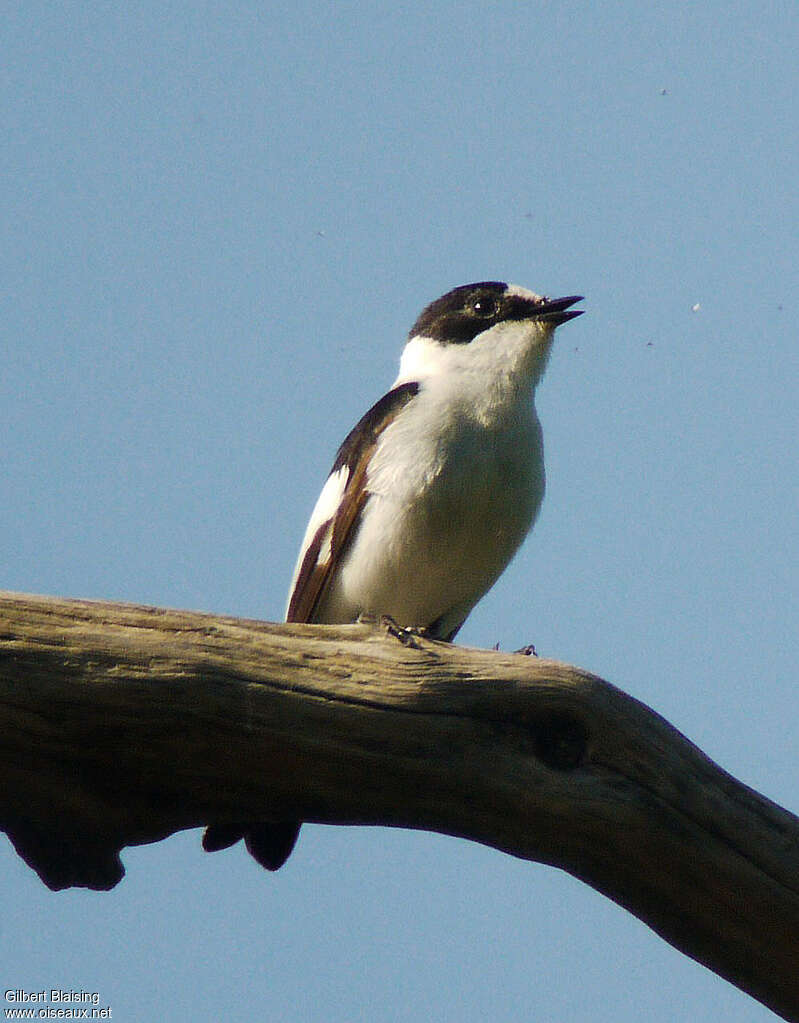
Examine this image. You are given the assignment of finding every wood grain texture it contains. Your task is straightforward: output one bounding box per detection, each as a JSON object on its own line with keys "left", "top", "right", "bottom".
{"left": 1, "top": 591, "right": 798, "bottom": 1019}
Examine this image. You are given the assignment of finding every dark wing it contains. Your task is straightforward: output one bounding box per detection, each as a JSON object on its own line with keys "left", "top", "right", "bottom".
{"left": 204, "top": 382, "right": 421, "bottom": 870}
{"left": 202, "top": 382, "right": 422, "bottom": 872}
{"left": 286, "top": 380, "right": 420, "bottom": 624}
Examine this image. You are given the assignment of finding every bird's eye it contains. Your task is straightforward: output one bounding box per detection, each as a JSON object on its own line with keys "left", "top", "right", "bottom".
{"left": 472, "top": 296, "right": 498, "bottom": 318}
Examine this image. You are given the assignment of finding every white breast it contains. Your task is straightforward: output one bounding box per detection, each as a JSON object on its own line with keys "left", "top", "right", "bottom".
{"left": 316, "top": 377, "right": 544, "bottom": 637}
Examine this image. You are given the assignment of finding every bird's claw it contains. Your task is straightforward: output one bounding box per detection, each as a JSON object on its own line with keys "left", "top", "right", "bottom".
{"left": 380, "top": 615, "right": 424, "bottom": 649}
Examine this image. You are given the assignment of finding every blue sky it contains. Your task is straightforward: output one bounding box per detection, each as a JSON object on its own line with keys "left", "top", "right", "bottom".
{"left": 2, "top": 3, "right": 797, "bottom": 1020}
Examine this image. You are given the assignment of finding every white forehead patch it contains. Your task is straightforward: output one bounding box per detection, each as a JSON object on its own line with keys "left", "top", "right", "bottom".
{"left": 505, "top": 283, "right": 544, "bottom": 303}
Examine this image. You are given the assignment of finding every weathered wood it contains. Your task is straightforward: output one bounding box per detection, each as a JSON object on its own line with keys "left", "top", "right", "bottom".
{"left": 0, "top": 591, "right": 797, "bottom": 1019}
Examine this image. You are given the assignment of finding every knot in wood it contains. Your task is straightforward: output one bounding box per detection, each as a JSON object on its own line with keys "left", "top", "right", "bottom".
{"left": 532, "top": 711, "right": 588, "bottom": 770}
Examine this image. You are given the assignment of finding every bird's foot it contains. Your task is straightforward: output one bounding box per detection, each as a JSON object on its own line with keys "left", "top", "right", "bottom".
{"left": 380, "top": 615, "right": 425, "bottom": 649}
{"left": 494, "top": 641, "right": 538, "bottom": 656}
{"left": 492, "top": 640, "right": 538, "bottom": 656}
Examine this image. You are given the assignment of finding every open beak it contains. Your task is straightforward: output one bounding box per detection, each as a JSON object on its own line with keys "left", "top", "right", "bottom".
{"left": 535, "top": 295, "right": 584, "bottom": 326}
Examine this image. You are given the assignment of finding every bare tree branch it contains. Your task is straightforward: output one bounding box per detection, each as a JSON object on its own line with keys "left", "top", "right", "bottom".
{"left": 1, "top": 591, "right": 798, "bottom": 1019}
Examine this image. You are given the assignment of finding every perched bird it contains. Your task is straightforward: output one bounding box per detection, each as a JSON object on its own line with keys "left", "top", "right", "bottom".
{"left": 203, "top": 280, "right": 583, "bottom": 871}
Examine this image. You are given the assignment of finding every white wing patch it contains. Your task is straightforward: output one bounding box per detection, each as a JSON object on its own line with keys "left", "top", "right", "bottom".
{"left": 284, "top": 381, "right": 421, "bottom": 625}
{"left": 284, "top": 465, "right": 349, "bottom": 618}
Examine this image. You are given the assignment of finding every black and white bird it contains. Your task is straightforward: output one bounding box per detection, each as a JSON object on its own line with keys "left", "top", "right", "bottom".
{"left": 203, "top": 280, "right": 583, "bottom": 871}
